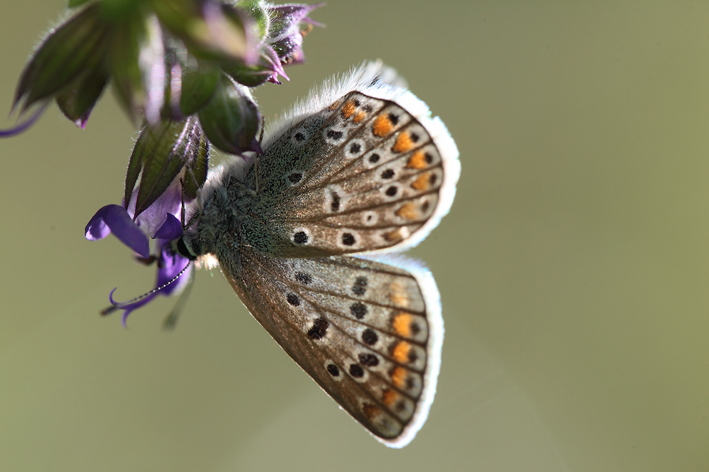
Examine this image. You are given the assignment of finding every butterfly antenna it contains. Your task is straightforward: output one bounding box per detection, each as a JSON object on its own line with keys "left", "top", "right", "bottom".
{"left": 103, "top": 260, "right": 193, "bottom": 311}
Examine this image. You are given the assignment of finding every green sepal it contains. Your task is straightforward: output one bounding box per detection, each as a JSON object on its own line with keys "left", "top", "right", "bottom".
{"left": 181, "top": 124, "right": 210, "bottom": 200}
{"left": 125, "top": 116, "right": 208, "bottom": 219}
{"left": 179, "top": 62, "right": 219, "bottom": 116}
{"left": 109, "top": 11, "right": 165, "bottom": 124}
{"left": 68, "top": 0, "right": 95, "bottom": 8}
{"left": 55, "top": 66, "right": 109, "bottom": 127}
{"left": 238, "top": 0, "right": 269, "bottom": 42}
{"left": 150, "top": 0, "right": 250, "bottom": 62}
{"left": 14, "top": 3, "right": 110, "bottom": 112}
{"left": 99, "top": 0, "right": 146, "bottom": 22}
{"left": 224, "top": 45, "right": 280, "bottom": 87}
{"left": 198, "top": 73, "right": 261, "bottom": 154}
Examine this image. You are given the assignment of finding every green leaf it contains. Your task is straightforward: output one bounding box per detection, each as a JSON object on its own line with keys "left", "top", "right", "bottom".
{"left": 55, "top": 67, "right": 109, "bottom": 127}
{"left": 14, "top": 3, "right": 110, "bottom": 112}
{"left": 126, "top": 117, "right": 208, "bottom": 218}
{"left": 179, "top": 62, "right": 219, "bottom": 116}
{"left": 198, "top": 73, "right": 261, "bottom": 154}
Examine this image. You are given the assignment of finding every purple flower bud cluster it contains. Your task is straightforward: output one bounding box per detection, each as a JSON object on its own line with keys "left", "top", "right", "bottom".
{"left": 2, "top": 0, "right": 322, "bottom": 325}
{"left": 3, "top": 0, "right": 321, "bottom": 149}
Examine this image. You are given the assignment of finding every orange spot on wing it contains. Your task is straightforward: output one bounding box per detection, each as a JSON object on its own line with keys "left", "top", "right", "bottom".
{"left": 392, "top": 341, "right": 411, "bottom": 364}
{"left": 382, "top": 388, "right": 399, "bottom": 406}
{"left": 363, "top": 403, "right": 381, "bottom": 420}
{"left": 391, "top": 366, "right": 407, "bottom": 388}
{"left": 393, "top": 313, "right": 413, "bottom": 337}
{"left": 395, "top": 202, "right": 419, "bottom": 221}
{"left": 383, "top": 228, "right": 406, "bottom": 243}
{"left": 373, "top": 114, "right": 394, "bottom": 136}
{"left": 406, "top": 151, "right": 428, "bottom": 169}
{"left": 411, "top": 173, "right": 431, "bottom": 191}
{"left": 341, "top": 100, "right": 356, "bottom": 118}
{"left": 392, "top": 132, "right": 414, "bottom": 153}
{"left": 353, "top": 111, "right": 366, "bottom": 123}
{"left": 390, "top": 281, "right": 409, "bottom": 307}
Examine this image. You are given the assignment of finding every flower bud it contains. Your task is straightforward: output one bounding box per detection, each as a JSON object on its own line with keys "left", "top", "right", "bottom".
{"left": 125, "top": 116, "right": 209, "bottom": 219}
{"left": 179, "top": 61, "right": 219, "bottom": 115}
{"left": 109, "top": 11, "right": 166, "bottom": 125}
{"left": 265, "top": 3, "right": 322, "bottom": 65}
{"left": 224, "top": 44, "right": 286, "bottom": 86}
{"left": 150, "top": 0, "right": 255, "bottom": 63}
{"left": 198, "top": 73, "right": 261, "bottom": 154}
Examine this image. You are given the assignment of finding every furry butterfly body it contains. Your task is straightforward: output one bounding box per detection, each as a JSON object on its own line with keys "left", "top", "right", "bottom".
{"left": 181, "top": 62, "right": 460, "bottom": 447}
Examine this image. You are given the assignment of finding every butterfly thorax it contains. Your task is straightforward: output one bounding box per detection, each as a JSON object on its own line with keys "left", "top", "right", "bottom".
{"left": 183, "top": 164, "right": 258, "bottom": 258}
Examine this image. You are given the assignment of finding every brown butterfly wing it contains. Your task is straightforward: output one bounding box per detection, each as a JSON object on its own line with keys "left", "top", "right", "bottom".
{"left": 218, "top": 246, "right": 442, "bottom": 447}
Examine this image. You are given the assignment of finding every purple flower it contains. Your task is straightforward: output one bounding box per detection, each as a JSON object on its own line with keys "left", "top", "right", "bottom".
{"left": 106, "top": 238, "right": 193, "bottom": 327}
{"left": 85, "top": 180, "right": 193, "bottom": 326}
{"left": 0, "top": 104, "right": 49, "bottom": 137}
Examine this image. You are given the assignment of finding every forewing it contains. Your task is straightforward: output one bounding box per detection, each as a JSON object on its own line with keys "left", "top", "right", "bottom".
{"left": 220, "top": 246, "right": 443, "bottom": 448}
{"left": 247, "top": 69, "right": 459, "bottom": 257}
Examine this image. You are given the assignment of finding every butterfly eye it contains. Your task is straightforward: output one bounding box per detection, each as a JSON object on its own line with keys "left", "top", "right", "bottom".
{"left": 175, "top": 236, "right": 198, "bottom": 260}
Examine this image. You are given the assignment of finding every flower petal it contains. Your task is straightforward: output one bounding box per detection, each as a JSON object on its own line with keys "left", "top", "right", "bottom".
{"left": 156, "top": 243, "right": 192, "bottom": 296}
{"left": 105, "top": 239, "right": 192, "bottom": 326}
{"left": 154, "top": 213, "right": 183, "bottom": 240}
{"left": 108, "top": 288, "right": 157, "bottom": 328}
{"left": 85, "top": 204, "right": 150, "bottom": 257}
{"left": 0, "top": 103, "right": 49, "bottom": 138}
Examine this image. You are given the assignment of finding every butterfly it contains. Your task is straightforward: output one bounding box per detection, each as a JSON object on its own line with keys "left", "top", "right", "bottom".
{"left": 178, "top": 61, "right": 460, "bottom": 447}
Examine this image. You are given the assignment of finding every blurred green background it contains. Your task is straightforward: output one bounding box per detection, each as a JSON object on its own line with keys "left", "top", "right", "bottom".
{"left": 2, "top": 1, "right": 709, "bottom": 471}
